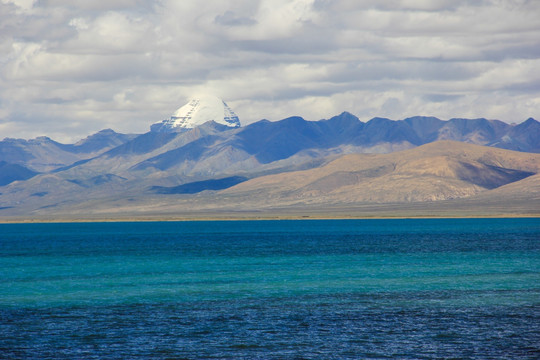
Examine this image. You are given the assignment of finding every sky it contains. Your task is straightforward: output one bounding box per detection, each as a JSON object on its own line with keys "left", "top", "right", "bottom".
{"left": 1, "top": 0, "right": 540, "bottom": 142}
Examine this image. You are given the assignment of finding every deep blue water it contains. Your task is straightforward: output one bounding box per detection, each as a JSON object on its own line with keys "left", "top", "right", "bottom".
{"left": 1, "top": 218, "right": 539, "bottom": 359}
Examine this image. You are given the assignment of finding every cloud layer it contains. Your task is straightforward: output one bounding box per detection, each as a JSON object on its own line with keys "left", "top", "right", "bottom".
{"left": 1, "top": 0, "right": 539, "bottom": 141}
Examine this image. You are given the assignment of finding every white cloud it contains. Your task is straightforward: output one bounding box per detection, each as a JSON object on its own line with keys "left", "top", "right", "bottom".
{"left": 0, "top": 0, "right": 539, "bottom": 141}
{"left": 65, "top": 12, "right": 155, "bottom": 54}
{"left": 2, "top": 0, "right": 36, "bottom": 11}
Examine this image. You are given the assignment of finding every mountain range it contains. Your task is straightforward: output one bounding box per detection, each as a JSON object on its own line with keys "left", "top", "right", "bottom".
{"left": 1, "top": 110, "right": 539, "bottom": 220}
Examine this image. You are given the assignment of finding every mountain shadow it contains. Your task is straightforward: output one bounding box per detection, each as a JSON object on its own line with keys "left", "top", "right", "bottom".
{"left": 0, "top": 161, "right": 38, "bottom": 186}
{"left": 151, "top": 176, "right": 248, "bottom": 194}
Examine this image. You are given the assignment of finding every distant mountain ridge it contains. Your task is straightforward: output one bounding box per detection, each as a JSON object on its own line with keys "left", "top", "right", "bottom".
{"left": 1, "top": 113, "right": 538, "bottom": 175}
{"left": 0, "top": 129, "right": 137, "bottom": 173}
{"left": 0, "top": 112, "right": 539, "bottom": 218}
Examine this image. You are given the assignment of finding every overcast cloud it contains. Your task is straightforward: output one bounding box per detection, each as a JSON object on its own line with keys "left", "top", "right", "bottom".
{"left": 1, "top": 0, "right": 539, "bottom": 142}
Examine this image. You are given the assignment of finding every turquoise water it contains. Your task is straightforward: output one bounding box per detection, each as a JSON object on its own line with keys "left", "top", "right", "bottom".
{"left": 1, "top": 219, "right": 539, "bottom": 358}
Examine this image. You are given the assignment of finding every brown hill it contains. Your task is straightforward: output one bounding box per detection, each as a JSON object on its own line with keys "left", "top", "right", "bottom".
{"left": 222, "top": 141, "right": 540, "bottom": 206}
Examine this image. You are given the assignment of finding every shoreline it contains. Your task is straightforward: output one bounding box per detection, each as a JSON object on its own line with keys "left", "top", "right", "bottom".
{"left": 1, "top": 213, "right": 539, "bottom": 224}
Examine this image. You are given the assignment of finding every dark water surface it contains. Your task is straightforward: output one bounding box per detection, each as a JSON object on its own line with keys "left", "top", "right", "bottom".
{"left": 1, "top": 219, "right": 539, "bottom": 359}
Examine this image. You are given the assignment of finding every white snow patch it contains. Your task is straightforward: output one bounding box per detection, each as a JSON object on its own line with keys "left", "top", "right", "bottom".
{"left": 151, "top": 95, "right": 240, "bottom": 132}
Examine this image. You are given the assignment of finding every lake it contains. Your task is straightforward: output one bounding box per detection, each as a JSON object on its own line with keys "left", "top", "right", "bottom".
{"left": 1, "top": 218, "right": 539, "bottom": 359}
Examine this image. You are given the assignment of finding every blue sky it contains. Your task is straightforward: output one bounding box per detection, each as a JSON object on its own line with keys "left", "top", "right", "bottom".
{"left": 1, "top": 0, "right": 539, "bottom": 142}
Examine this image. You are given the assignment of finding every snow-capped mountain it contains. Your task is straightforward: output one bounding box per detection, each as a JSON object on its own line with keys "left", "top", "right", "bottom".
{"left": 151, "top": 96, "right": 241, "bottom": 132}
